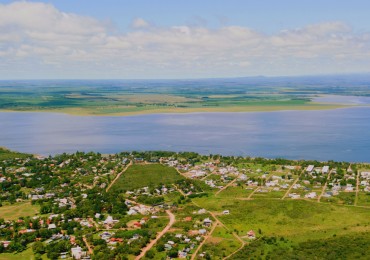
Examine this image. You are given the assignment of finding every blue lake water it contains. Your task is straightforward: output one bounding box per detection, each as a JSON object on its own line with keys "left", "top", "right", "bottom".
{"left": 1, "top": 108, "right": 370, "bottom": 162}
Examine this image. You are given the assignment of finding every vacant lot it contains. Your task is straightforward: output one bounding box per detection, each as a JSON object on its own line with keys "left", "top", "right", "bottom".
{"left": 110, "top": 164, "right": 184, "bottom": 191}
{"left": 0, "top": 202, "right": 40, "bottom": 220}
{"left": 193, "top": 197, "right": 370, "bottom": 242}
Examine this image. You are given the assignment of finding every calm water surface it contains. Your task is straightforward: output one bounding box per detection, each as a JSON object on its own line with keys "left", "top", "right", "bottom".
{"left": 1, "top": 108, "right": 370, "bottom": 162}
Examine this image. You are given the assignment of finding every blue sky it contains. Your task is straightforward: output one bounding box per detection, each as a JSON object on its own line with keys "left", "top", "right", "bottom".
{"left": 1, "top": 0, "right": 370, "bottom": 79}
{"left": 5, "top": 0, "right": 370, "bottom": 33}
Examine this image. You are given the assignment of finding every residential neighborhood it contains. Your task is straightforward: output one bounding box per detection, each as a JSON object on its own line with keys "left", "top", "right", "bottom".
{"left": 0, "top": 150, "right": 369, "bottom": 259}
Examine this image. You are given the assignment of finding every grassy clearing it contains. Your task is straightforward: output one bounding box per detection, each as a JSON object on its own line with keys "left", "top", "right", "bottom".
{"left": 0, "top": 202, "right": 40, "bottom": 220}
{"left": 202, "top": 225, "right": 241, "bottom": 259}
{"left": 110, "top": 164, "right": 184, "bottom": 192}
{"left": 193, "top": 197, "right": 370, "bottom": 242}
{"left": 357, "top": 192, "right": 370, "bottom": 207}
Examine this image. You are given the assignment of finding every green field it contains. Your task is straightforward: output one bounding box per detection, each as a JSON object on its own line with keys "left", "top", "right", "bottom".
{"left": 110, "top": 164, "right": 185, "bottom": 191}
{"left": 0, "top": 147, "right": 31, "bottom": 160}
{"left": 0, "top": 246, "right": 34, "bottom": 260}
{"left": 0, "top": 202, "right": 40, "bottom": 220}
{"left": 193, "top": 197, "right": 370, "bottom": 242}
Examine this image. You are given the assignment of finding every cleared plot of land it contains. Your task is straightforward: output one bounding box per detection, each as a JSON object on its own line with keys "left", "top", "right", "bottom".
{"left": 0, "top": 202, "right": 40, "bottom": 220}
{"left": 202, "top": 226, "right": 241, "bottom": 259}
{"left": 193, "top": 197, "right": 370, "bottom": 242}
{"left": 109, "top": 164, "right": 185, "bottom": 191}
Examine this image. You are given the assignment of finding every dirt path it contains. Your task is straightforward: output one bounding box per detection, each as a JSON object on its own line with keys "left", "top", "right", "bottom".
{"left": 173, "top": 184, "right": 186, "bottom": 197}
{"left": 317, "top": 170, "right": 333, "bottom": 202}
{"left": 83, "top": 235, "right": 93, "bottom": 255}
{"left": 191, "top": 218, "right": 219, "bottom": 260}
{"left": 208, "top": 212, "right": 246, "bottom": 260}
{"left": 216, "top": 174, "right": 240, "bottom": 195}
{"left": 106, "top": 160, "right": 132, "bottom": 192}
{"left": 282, "top": 176, "right": 300, "bottom": 200}
{"left": 135, "top": 210, "right": 175, "bottom": 260}
{"left": 355, "top": 170, "right": 360, "bottom": 206}
{"left": 223, "top": 233, "right": 246, "bottom": 260}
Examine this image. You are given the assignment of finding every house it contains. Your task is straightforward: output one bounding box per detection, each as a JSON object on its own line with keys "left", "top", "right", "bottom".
{"left": 71, "top": 246, "right": 83, "bottom": 260}
{"left": 104, "top": 216, "right": 118, "bottom": 225}
{"left": 304, "top": 192, "right": 317, "bottom": 199}
{"left": 247, "top": 230, "right": 256, "bottom": 239}
{"left": 344, "top": 185, "right": 354, "bottom": 192}
{"left": 288, "top": 193, "right": 300, "bottom": 199}
{"left": 197, "top": 209, "right": 207, "bottom": 214}
{"left": 19, "top": 229, "right": 36, "bottom": 234}
{"left": 203, "top": 218, "right": 212, "bottom": 227}
{"left": 164, "top": 244, "right": 172, "bottom": 250}
{"left": 306, "top": 165, "right": 314, "bottom": 173}
{"left": 133, "top": 222, "right": 141, "bottom": 228}
{"left": 48, "top": 224, "right": 56, "bottom": 229}
{"left": 0, "top": 241, "right": 10, "bottom": 248}
{"left": 223, "top": 210, "right": 230, "bottom": 215}
{"left": 199, "top": 229, "right": 207, "bottom": 235}
{"left": 322, "top": 166, "right": 330, "bottom": 174}
{"left": 127, "top": 209, "right": 138, "bottom": 215}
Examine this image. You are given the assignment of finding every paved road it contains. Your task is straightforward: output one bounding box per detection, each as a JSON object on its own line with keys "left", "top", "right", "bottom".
{"left": 135, "top": 210, "right": 175, "bottom": 260}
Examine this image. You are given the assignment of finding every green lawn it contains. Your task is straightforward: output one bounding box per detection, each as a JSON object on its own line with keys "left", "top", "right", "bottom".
{"left": 110, "top": 164, "right": 185, "bottom": 191}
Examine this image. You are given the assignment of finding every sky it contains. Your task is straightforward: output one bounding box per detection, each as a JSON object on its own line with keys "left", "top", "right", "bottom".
{"left": 1, "top": 0, "right": 370, "bottom": 79}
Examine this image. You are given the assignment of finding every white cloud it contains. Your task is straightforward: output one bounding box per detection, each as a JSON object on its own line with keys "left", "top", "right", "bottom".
{"left": 0, "top": 1, "right": 370, "bottom": 79}
{"left": 131, "top": 18, "right": 150, "bottom": 28}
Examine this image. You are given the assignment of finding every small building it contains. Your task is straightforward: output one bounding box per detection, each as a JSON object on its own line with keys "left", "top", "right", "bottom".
{"left": 48, "top": 224, "right": 56, "bottom": 229}
{"left": 199, "top": 229, "right": 207, "bottom": 235}
{"left": 71, "top": 246, "right": 82, "bottom": 260}
{"left": 306, "top": 165, "right": 314, "bottom": 173}
{"left": 203, "top": 218, "right": 212, "bottom": 227}
{"left": 247, "top": 230, "right": 256, "bottom": 239}
{"left": 322, "top": 166, "right": 329, "bottom": 174}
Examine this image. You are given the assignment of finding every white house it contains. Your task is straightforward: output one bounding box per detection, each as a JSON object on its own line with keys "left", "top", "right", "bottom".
{"left": 322, "top": 166, "right": 329, "bottom": 174}
{"left": 306, "top": 165, "right": 314, "bottom": 172}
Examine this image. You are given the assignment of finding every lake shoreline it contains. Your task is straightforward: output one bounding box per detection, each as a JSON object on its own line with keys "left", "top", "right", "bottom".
{"left": 0, "top": 104, "right": 355, "bottom": 117}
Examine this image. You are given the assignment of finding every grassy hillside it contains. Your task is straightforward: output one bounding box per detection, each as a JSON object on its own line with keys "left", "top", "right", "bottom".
{"left": 110, "top": 164, "right": 185, "bottom": 192}
{"left": 0, "top": 147, "right": 31, "bottom": 160}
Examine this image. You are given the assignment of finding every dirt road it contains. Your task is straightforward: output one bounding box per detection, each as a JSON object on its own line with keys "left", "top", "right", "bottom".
{"left": 135, "top": 210, "right": 175, "bottom": 259}
{"left": 106, "top": 160, "right": 132, "bottom": 192}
